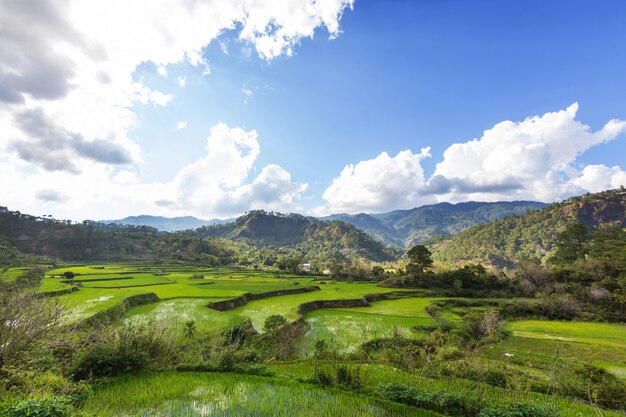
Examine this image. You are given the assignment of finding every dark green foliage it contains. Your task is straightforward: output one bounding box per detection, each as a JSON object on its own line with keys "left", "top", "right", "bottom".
{"left": 335, "top": 364, "right": 362, "bottom": 389}
{"left": 2, "top": 397, "right": 72, "bottom": 417}
{"left": 406, "top": 245, "right": 433, "bottom": 273}
{"left": 378, "top": 383, "right": 478, "bottom": 416}
{"left": 571, "top": 365, "right": 626, "bottom": 411}
{"left": 71, "top": 322, "right": 173, "bottom": 380}
{"left": 477, "top": 404, "right": 557, "bottom": 417}
{"left": 550, "top": 221, "right": 589, "bottom": 264}
{"left": 327, "top": 201, "right": 546, "bottom": 246}
{"left": 263, "top": 314, "right": 287, "bottom": 332}
{"left": 430, "top": 188, "right": 626, "bottom": 266}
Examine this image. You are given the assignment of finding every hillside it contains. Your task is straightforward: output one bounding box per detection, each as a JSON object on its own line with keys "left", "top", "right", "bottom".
{"left": 185, "top": 210, "right": 396, "bottom": 262}
{"left": 0, "top": 207, "right": 235, "bottom": 265}
{"left": 429, "top": 188, "right": 626, "bottom": 266}
{"left": 102, "top": 215, "right": 231, "bottom": 231}
{"left": 326, "top": 201, "right": 546, "bottom": 247}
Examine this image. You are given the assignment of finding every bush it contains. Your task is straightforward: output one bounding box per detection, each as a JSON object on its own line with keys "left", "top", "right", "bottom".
{"left": 378, "top": 383, "right": 478, "bottom": 416}
{"left": 335, "top": 364, "right": 362, "bottom": 389}
{"left": 2, "top": 397, "right": 72, "bottom": 417}
{"left": 478, "top": 403, "right": 557, "bottom": 417}
{"left": 313, "top": 366, "right": 334, "bottom": 386}
{"left": 71, "top": 345, "right": 147, "bottom": 380}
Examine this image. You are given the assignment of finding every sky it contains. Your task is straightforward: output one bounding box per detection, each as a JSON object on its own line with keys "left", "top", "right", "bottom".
{"left": 1, "top": 0, "right": 625, "bottom": 221}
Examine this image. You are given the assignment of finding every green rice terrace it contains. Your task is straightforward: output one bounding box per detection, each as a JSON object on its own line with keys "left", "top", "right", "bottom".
{"left": 3, "top": 261, "right": 625, "bottom": 416}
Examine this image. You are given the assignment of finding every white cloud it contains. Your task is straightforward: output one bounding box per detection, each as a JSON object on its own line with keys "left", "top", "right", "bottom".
{"left": 176, "top": 121, "right": 187, "bottom": 130}
{"left": 157, "top": 65, "right": 168, "bottom": 77}
{"left": 315, "top": 148, "right": 432, "bottom": 215}
{"left": 177, "top": 76, "right": 186, "bottom": 87}
{"left": 173, "top": 123, "right": 307, "bottom": 218}
{"left": 317, "top": 104, "right": 626, "bottom": 214}
{"left": 1, "top": 122, "right": 306, "bottom": 220}
{"left": 219, "top": 40, "right": 229, "bottom": 55}
{"left": 0, "top": 0, "right": 352, "bottom": 219}
{"left": 572, "top": 165, "right": 626, "bottom": 192}
{"left": 431, "top": 103, "right": 626, "bottom": 202}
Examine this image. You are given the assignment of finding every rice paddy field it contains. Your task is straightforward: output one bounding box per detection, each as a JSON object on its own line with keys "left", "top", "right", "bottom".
{"left": 31, "top": 263, "right": 626, "bottom": 416}
{"left": 82, "top": 372, "right": 438, "bottom": 417}
{"left": 472, "top": 320, "right": 626, "bottom": 382}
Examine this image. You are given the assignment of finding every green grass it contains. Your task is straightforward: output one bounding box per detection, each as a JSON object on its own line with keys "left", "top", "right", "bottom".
{"left": 0, "top": 267, "right": 29, "bottom": 282}
{"left": 271, "top": 362, "right": 624, "bottom": 417}
{"left": 126, "top": 299, "right": 240, "bottom": 336}
{"left": 303, "top": 297, "right": 448, "bottom": 353}
{"left": 82, "top": 372, "right": 435, "bottom": 417}
{"left": 232, "top": 283, "right": 408, "bottom": 330}
{"left": 490, "top": 320, "right": 626, "bottom": 381}
{"left": 508, "top": 320, "right": 626, "bottom": 348}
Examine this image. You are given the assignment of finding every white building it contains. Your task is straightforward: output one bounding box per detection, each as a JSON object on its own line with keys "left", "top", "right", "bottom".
{"left": 302, "top": 263, "right": 311, "bottom": 272}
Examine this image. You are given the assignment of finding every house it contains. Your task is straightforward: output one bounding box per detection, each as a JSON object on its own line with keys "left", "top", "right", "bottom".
{"left": 302, "top": 263, "right": 311, "bottom": 272}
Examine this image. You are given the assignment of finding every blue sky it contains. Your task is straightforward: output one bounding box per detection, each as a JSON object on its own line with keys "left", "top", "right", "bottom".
{"left": 1, "top": 0, "right": 625, "bottom": 220}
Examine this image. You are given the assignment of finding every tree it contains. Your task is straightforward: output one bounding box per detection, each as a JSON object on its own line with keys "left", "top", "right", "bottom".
{"left": 371, "top": 266, "right": 385, "bottom": 278}
{"left": 0, "top": 289, "right": 63, "bottom": 368}
{"left": 552, "top": 221, "right": 589, "bottom": 263}
{"left": 406, "top": 245, "right": 433, "bottom": 273}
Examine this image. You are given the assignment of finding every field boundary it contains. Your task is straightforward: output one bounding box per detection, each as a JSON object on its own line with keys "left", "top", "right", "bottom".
{"left": 81, "top": 292, "right": 161, "bottom": 327}
{"left": 207, "top": 286, "right": 321, "bottom": 311}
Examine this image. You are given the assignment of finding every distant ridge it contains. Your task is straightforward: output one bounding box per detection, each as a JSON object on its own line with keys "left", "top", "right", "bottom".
{"left": 102, "top": 215, "right": 232, "bottom": 232}
{"left": 429, "top": 188, "right": 626, "bottom": 266}
{"left": 323, "top": 201, "right": 546, "bottom": 247}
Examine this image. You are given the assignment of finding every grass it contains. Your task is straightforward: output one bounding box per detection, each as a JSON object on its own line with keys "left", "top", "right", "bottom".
{"left": 303, "top": 297, "right": 449, "bottom": 353}
{"left": 0, "top": 267, "right": 29, "bottom": 282}
{"left": 271, "top": 361, "right": 624, "bottom": 417}
{"left": 82, "top": 372, "right": 436, "bottom": 417}
{"left": 486, "top": 320, "right": 626, "bottom": 381}
{"left": 508, "top": 320, "right": 626, "bottom": 348}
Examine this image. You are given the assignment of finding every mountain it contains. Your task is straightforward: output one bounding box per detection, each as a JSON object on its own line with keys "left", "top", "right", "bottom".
{"left": 428, "top": 188, "right": 626, "bottom": 267}
{"left": 102, "top": 215, "right": 231, "bottom": 232}
{"left": 184, "top": 210, "right": 396, "bottom": 262}
{"left": 0, "top": 208, "right": 236, "bottom": 265}
{"left": 324, "top": 201, "right": 547, "bottom": 247}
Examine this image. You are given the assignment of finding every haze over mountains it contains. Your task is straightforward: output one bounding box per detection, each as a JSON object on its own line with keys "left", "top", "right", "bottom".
{"left": 103, "top": 215, "right": 232, "bottom": 232}
{"left": 105, "top": 201, "right": 546, "bottom": 247}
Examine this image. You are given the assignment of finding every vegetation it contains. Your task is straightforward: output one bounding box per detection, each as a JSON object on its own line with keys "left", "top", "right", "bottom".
{"left": 1, "top": 189, "right": 625, "bottom": 416}
{"left": 429, "top": 188, "right": 626, "bottom": 266}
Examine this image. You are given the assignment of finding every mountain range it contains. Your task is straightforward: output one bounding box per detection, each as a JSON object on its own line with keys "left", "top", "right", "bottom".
{"left": 429, "top": 188, "right": 626, "bottom": 266}
{"left": 104, "top": 201, "right": 547, "bottom": 247}
{"left": 102, "top": 215, "right": 232, "bottom": 232}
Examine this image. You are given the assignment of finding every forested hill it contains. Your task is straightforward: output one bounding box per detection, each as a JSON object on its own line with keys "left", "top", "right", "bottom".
{"left": 181, "top": 210, "right": 396, "bottom": 262}
{"left": 428, "top": 188, "right": 626, "bottom": 267}
{"left": 325, "top": 201, "right": 546, "bottom": 247}
{"left": 0, "top": 207, "right": 237, "bottom": 265}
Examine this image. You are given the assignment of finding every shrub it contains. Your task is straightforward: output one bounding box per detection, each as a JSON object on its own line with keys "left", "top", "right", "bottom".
{"left": 335, "top": 364, "right": 362, "bottom": 389}
{"left": 2, "top": 397, "right": 72, "bottom": 417}
{"left": 71, "top": 345, "right": 147, "bottom": 380}
{"left": 313, "top": 366, "right": 334, "bottom": 386}
{"left": 478, "top": 403, "right": 557, "bottom": 417}
{"left": 378, "top": 383, "right": 478, "bottom": 416}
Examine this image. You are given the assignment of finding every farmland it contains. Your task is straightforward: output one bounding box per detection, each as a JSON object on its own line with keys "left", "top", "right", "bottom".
{"left": 4, "top": 262, "right": 616, "bottom": 416}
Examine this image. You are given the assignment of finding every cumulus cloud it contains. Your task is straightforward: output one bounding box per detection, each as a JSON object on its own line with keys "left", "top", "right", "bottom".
{"left": 432, "top": 103, "right": 626, "bottom": 202}
{"left": 318, "top": 104, "right": 626, "bottom": 214}
{"left": 8, "top": 108, "right": 134, "bottom": 174}
{"left": 316, "top": 148, "right": 432, "bottom": 214}
{"left": 174, "top": 123, "right": 306, "bottom": 218}
{"left": 35, "top": 189, "right": 67, "bottom": 203}
{"left": 0, "top": 0, "right": 353, "bottom": 172}
{"left": 176, "top": 121, "right": 187, "bottom": 130}
{"left": 0, "top": 0, "right": 352, "bottom": 219}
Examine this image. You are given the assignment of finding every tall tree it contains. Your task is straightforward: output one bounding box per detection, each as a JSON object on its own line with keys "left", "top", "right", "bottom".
{"left": 552, "top": 221, "right": 589, "bottom": 263}
{"left": 406, "top": 245, "right": 433, "bottom": 273}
